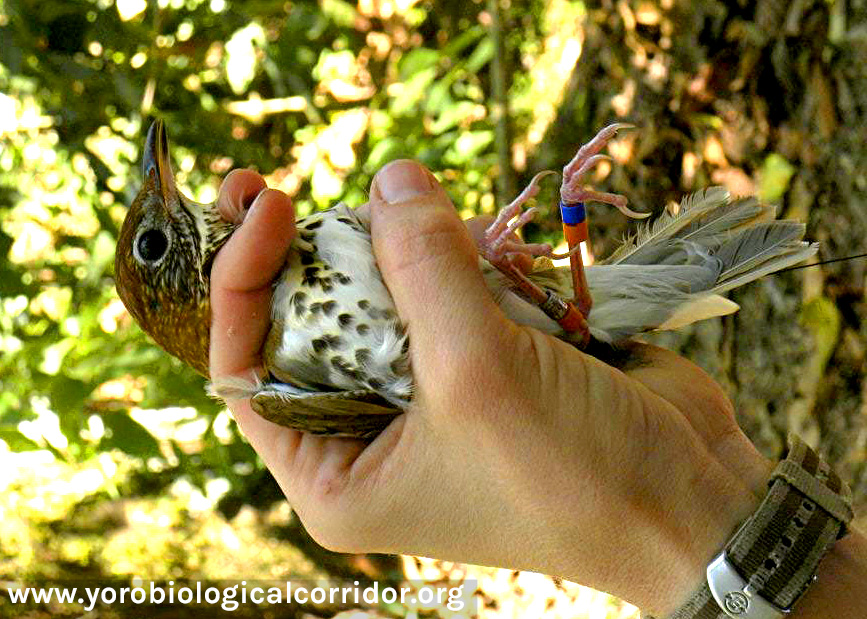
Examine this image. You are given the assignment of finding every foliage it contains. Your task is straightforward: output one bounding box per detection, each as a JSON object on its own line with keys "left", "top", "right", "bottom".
{"left": 0, "top": 0, "right": 562, "bottom": 488}
{"left": 2, "top": 0, "right": 867, "bottom": 481}
{"left": 1, "top": 0, "right": 866, "bottom": 613}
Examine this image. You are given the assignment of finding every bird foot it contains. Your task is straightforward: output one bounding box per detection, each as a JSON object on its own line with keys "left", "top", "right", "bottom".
{"left": 479, "top": 170, "right": 559, "bottom": 264}
{"left": 478, "top": 171, "right": 590, "bottom": 345}
{"left": 478, "top": 124, "right": 645, "bottom": 269}
{"left": 476, "top": 124, "right": 649, "bottom": 346}
{"left": 560, "top": 123, "right": 646, "bottom": 220}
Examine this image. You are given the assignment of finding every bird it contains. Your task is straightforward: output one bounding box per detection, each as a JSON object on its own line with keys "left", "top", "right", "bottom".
{"left": 115, "top": 120, "right": 817, "bottom": 438}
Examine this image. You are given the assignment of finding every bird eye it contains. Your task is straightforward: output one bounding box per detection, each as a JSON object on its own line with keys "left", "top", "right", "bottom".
{"left": 136, "top": 229, "right": 169, "bottom": 263}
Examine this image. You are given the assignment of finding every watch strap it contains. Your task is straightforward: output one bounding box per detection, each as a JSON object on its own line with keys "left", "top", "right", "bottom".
{"left": 662, "top": 435, "right": 853, "bottom": 619}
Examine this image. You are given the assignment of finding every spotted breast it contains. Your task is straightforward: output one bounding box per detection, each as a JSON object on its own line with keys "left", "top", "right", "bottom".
{"left": 263, "top": 204, "right": 412, "bottom": 408}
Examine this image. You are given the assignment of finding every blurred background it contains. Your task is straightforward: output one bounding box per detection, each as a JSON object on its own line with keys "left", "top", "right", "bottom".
{"left": 1, "top": 0, "right": 866, "bottom": 616}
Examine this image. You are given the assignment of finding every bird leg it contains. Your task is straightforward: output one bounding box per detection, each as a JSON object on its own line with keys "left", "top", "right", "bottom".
{"left": 559, "top": 123, "right": 647, "bottom": 316}
{"left": 478, "top": 124, "right": 646, "bottom": 345}
{"left": 478, "top": 171, "right": 590, "bottom": 344}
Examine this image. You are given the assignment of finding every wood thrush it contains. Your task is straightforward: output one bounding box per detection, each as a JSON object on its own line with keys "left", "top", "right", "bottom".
{"left": 115, "top": 121, "right": 816, "bottom": 438}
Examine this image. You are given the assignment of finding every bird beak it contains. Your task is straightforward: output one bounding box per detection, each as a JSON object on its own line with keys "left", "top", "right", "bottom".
{"left": 143, "top": 119, "right": 179, "bottom": 206}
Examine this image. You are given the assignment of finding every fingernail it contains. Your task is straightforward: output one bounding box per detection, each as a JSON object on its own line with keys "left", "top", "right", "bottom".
{"left": 244, "top": 187, "right": 269, "bottom": 222}
{"left": 372, "top": 160, "right": 436, "bottom": 204}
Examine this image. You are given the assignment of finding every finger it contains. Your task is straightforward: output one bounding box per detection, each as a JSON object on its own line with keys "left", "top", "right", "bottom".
{"left": 369, "top": 160, "right": 513, "bottom": 373}
{"left": 217, "top": 169, "right": 267, "bottom": 224}
{"left": 364, "top": 206, "right": 527, "bottom": 274}
{"left": 354, "top": 201, "right": 371, "bottom": 226}
{"left": 368, "top": 207, "right": 534, "bottom": 276}
{"left": 210, "top": 187, "right": 295, "bottom": 378}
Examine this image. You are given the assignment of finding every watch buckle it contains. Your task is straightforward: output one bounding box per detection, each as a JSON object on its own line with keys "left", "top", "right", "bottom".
{"left": 707, "top": 551, "right": 790, "bottom": 618}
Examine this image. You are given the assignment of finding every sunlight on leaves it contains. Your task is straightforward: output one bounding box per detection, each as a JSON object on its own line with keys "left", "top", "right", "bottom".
{"left": 225, "top": 22, "right": 265, "bottom": 95}
{"left": 115, "top": 0, "right": 147, "bottom": 21}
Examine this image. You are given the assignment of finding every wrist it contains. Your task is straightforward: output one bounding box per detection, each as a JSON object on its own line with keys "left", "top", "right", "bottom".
{"left": 642, "top": 448, "right": 769, "bottom": 616}
{"left": 788, "top": 527, "right": 867, "bottom": 618}
{"left": 652, "top": 437, "right": 858, "bottom": 619}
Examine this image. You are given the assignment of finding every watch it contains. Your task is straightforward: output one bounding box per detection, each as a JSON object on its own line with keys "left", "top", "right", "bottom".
{"left": 662, "top": 435, "right": 854, "bottom": 619}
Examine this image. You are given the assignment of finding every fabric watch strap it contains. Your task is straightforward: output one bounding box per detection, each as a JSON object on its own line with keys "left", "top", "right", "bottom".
{"left": 663, "top": 435, "right": 854, "bottom": 619}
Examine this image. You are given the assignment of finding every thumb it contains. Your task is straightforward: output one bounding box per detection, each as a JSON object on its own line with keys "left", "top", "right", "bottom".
{"left": 369, "top": 160, "right": 513, "bottom": 372}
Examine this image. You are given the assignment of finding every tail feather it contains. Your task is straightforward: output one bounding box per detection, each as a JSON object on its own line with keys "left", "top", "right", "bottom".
{"left": 575, "top": 187, "right": 814, "bottom": 340}
{"left": 678, "top": 199, "right": 776, "bottom": 246}
{"left": 714, "top": 242, "right": 818, "bottom": 294}
{"left": 509, "top": 187, "right": 815, "bottom": 342}
{"left": 607, "top": 190, "right": 783, "bottom": 265}
{"left": 713, "top": 221, "right": 807, "bottom": 285}
{"left": 604, "top": 187, "right": 728, "bottom": 264}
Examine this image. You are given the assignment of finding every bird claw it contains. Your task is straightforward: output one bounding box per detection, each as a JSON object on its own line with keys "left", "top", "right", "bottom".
{"left": 562, "top": 122, "right": 634, "bottom": 182}
{"left": 480, "top": 170, "right": 558, "bottom": 264}
{"left": 481, "top": 124, "right": 645, "bottom": 266}
{"left": 560, "top": 123, "right": 648, "bottom": 220}
{"left": 476, "top": 124, "right": 645, "bottom": 346}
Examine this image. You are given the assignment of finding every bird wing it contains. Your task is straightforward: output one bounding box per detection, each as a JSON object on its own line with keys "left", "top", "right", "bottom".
{"left": 209, "top": 375, "right": 399, "bottom": 438}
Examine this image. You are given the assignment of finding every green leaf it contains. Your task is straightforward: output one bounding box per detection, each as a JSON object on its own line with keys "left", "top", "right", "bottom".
{"left": 100, "top": 413, "right": 162, "bottom": 459}
{"left": 759, "top": 153, "right": 796, "bottom": 202}
{"left": 444, "top": 130, "right": 494, "bottom": 166}
{"left": 800, "top": 296, "right": 841, "bottom": 373}
{"left": 430, "top": 101, "right": 478, "bottom": 134}
{"left": 441, "top": 25, "right": 486, "bottom": 58}
{"left": 0, "top": 427, "right": 42, "bottom": 452}
{"left": 424, "top": 80, "right": 453, "bottom": 116}
{"left": 48, "top": 375, "right": 92, "bottom": 420}
{"left": 365, "top": 137, "right": 407, "bottom": 171}
{"left": 389, "top": 67, "right": 437, "bottom": 116}
{"left": 465, "top": 37, "right": 494, "bottom": 73}
{"left": 398, "top": 48, "right": 440, "bottom": 81}
{"left": 320, "top": 0, "right": 357, "bottom": 28}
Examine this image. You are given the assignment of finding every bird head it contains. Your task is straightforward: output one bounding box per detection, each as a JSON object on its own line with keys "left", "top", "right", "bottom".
{"left": 115, "top": 120, "right": 236, "bottom": 376}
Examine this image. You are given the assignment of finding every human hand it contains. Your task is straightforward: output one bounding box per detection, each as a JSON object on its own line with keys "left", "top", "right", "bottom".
{"left": 210, "top": 162, "right": 773, "bottom": 615}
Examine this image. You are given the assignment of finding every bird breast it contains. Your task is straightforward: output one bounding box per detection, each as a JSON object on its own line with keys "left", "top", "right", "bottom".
{"left": 264, "top": 204, "right": 412, "bottom": 407}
